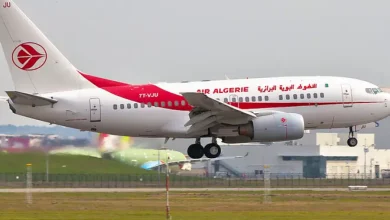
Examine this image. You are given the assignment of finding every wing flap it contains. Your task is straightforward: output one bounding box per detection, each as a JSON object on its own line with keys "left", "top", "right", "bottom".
{"left": 6, "top": 91, "right": 58, "bottom": 106}
{"left": 181, "top": 92, "right": 258, "bottom": 133}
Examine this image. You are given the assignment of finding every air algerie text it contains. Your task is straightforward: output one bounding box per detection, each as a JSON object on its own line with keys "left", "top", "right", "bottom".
{"left": 196, "top": 87, "right": 249, "bottom": 94}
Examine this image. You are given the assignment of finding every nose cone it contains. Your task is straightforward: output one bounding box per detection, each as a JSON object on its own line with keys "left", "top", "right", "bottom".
{"left": 382, "top": 89, "right": 390, "bottom": 115}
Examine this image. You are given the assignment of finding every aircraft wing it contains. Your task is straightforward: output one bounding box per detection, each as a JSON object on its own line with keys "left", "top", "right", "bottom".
{"left": 144, "top": 152, "right": 249, "bottom": 169}
{"left": 180, "top": 92, "right": 281, "bottom": 134}
{"left": 181, "top": 92, "right": 257, "bottom": 118}
{"left": 184, "top": 152, "right": 249, "bottom": 164}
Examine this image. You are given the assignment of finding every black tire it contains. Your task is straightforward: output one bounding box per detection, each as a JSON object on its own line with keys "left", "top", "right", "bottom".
{"left": 347, "top": 137, "right": 358, "bottom": 147}
{"left": 187, "top": 144, "right": 204, "bottom": 159}
{"left": 204, "top": 143, "right": 221, "bottom": 159}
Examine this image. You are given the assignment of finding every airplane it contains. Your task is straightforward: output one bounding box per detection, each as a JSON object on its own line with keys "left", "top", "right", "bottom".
{"left": 0, "top": 1, "right": 389, "bottom": 161}
{"left": 50, "top": 133, "right": 248, "bottom": 172}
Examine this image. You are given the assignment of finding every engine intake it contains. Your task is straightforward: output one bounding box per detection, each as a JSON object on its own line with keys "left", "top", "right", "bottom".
{"left": 238, "top": 113, "right": 304, "bottom": 142}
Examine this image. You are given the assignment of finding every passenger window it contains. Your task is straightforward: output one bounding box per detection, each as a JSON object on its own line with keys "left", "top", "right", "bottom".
{"left": 232, "top": 98, "right": 237, "bottom": 102}
{"left": 127, "top": 103, "right": 131, "bottom": 109}
{"left": 293, "top": 94, "right": 297, "bottom": 99}
{"left": 224, "top": 98, "right": 228, "bottom": 103}
{"left": 307, "top": 94, "right": 311, "bottom": 99}
{"left": 313, "top": 93, "right": 318, "bottom": 98}
{"left": 120, "top": 104, "right": 124, "bottom": 109}
{"left": 154, "top": 102, "right": 159, "bottom": 107}
{"left": 245, "top": 97, "right": 250, "bottom": 102}
{"left": 174, "top": 101, "right": 179, "bottom": 106}
{"left": 161, "top": 101, "right": 166, "bottom": 107}
{"left": 286, "top": 94, "right": 290, "bottom": 100}
{"left": 113, "top": 104, "right": 117, "bottom": 110}
{"left": 239, "top": 97, "right": 243, "bottom": 102}
{"left": 141, "top": 103, "right": 145, "bottom": 108}
{"left": 258, "top": 96, "right": 262, "bottom": 101}
{"left": 147, "top": 102, "right": 151, "bottom": 107}
{"left": 168, "top": 101, "right": 172, "bottom": 107}
{"left": 181, "top": 100, "right": 186, "bottom": 106}
{"left": 300, "top": 94, "right": 304, "bottom": 99}
{"left": 134, "top": 103, "right": 138, "bottom": 108}
{"left": 252, "top": 96, "right": 256, "bottom": 102}
{"left": 320, "top": 93, "right": 324, "bottom": 98}
{"left": 265, "top": 96, "right": 269, "bottom": 101}
{"left": 279, "top": 95, "right": 283, "bottom": 100}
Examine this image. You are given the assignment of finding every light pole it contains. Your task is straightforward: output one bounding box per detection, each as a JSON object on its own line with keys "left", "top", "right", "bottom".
{"left": 26, "top": 163, "right": 32, "bottom": 205}
{"left": 158, "top": 148, "right": 161, "bottom": 186}
{"left": 165, "top": 152, "right": 171, "bottom": 220}
{"left": 45, "top": 145, "right": 49, "bottom": 183}
{"left": 364, "top": 146, "right": 369, "bottom": 180}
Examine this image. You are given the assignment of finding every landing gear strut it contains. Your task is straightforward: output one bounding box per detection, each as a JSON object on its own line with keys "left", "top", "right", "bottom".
{"left": 347, "top": 126, "right": 358, "bottom": 147}
{"left": 187, "top": 137, "right": 221, "bottom": 159}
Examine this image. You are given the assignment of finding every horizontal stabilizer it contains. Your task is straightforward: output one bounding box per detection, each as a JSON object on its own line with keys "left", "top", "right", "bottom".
{"left": 6, "top": 91, "right": 57, "bottom": 106}
{"left": 0, "top": 96, "right": 7, "bottom": 102}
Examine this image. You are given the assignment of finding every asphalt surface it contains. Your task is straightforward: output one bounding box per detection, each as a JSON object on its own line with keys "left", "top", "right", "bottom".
{"left": 1, "top": 187, "right": 390, "bottom": 193}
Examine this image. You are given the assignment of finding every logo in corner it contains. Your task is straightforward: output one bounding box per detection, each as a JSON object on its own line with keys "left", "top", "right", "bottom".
{"left": 281, "top": 117, "right": 287, "bottom": 124}
{"left": 12, "top": 42, "right": 47, "bottom": 71}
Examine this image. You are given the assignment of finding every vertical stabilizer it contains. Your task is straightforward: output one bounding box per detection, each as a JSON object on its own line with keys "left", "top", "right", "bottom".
{"left": 0, "top": 0, "right": 92, "bottom": 94}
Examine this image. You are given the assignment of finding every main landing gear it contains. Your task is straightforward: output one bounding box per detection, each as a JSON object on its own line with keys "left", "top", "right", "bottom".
{"left": 347, "top": 126, "right": 358, "bottom": 147}
{"left": 187, "top": 137, "right": 221, "bottom": 159}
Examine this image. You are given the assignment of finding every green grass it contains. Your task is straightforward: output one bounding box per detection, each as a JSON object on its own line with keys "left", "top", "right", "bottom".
{"left": 1, "top": 191, "right": 390, "bottom": 219}
{"left": 0, "top": 152, "right": 153, "bottom": 174}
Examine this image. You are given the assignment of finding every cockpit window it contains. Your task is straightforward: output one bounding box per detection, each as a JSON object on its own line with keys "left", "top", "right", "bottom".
{"left": 366, "top": 88, "right": 382, "bottom": 94}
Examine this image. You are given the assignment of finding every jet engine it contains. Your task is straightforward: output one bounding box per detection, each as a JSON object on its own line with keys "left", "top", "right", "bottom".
{"left": 212, "top": 113, "right": 305, "bottom": 143}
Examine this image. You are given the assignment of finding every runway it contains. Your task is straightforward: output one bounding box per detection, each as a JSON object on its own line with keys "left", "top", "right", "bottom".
{"left": 1, "top": 187, "right": 390, "bottom": 193}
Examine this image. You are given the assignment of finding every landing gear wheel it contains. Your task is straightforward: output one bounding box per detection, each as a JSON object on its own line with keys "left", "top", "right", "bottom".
{"left": 187, "top": 144, "right": 204, "bottom": 159}
{"left": 204, "top": 143, "right": 221, "bottom": 159}
{"left": 347, "top": 137, "right": 358, "bottom": 147}
{"left": 347, "top": 126, "right": 358, "bottom": 147}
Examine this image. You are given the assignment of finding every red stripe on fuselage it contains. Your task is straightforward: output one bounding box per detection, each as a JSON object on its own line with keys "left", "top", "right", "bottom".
{"left": 79, "top": 71, "right": 379, "bottom": 111}
{"left": 80, "top": 71, "right": 192, "bottom": 110}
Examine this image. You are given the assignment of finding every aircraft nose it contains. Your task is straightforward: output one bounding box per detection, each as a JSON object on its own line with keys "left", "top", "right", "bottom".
{"left": 384, "top": 92, "right": 390, "bottom": 114}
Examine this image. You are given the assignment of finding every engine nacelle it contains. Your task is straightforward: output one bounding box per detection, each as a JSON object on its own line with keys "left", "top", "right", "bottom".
{"left": 238, "top": 113, "right": 305, "bottom": 142}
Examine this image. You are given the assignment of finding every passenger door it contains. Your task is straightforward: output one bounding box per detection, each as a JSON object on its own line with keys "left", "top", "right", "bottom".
{"left": 89, "top": 98, "right": 101, "bottom": 122}
{"left": 341, "top": 84, "right": 353, "bottom": 107}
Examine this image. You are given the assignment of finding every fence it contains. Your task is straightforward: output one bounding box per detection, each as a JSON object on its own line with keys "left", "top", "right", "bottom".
{"left": 1, "top": 173, "right": 390, "bottom": 188}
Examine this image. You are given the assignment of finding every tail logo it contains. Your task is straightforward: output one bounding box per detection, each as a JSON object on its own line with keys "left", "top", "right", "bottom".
{"left": 12, "top": 42, "right": 47, "bottom": 71}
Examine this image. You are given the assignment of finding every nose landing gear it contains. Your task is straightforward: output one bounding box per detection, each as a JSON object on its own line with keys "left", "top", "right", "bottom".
{"left": 347, "top": 126, "right": 358, "bottom": 147}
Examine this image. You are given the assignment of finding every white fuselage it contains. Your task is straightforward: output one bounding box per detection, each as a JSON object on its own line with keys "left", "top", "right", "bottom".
{"left": 1, "top": 0, "right": 389, "bottom": 145}
{"left": 8, "top": 75, "right": 390, "bottom": 139}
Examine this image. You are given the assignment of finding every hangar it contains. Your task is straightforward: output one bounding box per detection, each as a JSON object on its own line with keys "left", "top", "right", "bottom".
{"left": 208, "top": 133, "right": 390, "bottom": 179}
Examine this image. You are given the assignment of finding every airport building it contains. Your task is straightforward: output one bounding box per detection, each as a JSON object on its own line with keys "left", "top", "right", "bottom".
{"left": 209, "top": 133, "right": 390, "bottom": 179}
